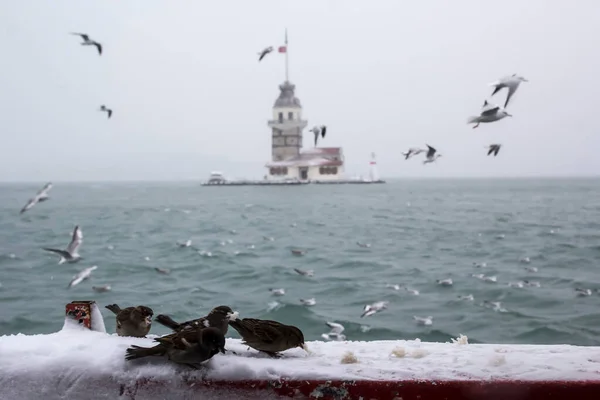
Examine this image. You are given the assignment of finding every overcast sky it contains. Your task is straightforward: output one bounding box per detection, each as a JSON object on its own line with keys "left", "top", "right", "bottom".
{"left": 1, "top": 0, "right": 599, "bottom": 181}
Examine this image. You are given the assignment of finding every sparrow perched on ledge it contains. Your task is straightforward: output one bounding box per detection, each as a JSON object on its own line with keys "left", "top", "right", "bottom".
{"left": 105, "top": 304, "right": 153, "bottom": 338}
{"left": 125, "top": 326, "right": 226, "bottom": 369}
{"left": 228, "top": 318, "right": 306, "bottom": 357}
{"left": 155, "top": 305, "right": 237, "bottom": 335}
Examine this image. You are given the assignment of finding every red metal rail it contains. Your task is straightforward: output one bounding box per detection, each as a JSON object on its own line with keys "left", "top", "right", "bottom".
{"left": 117, "top": 378, "right": 600, "bottom": 400}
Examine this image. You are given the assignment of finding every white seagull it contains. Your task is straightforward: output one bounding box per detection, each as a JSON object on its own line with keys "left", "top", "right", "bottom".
{"left": 413, "top": 316, "right": 433, "bottom": 326}
{"left": 43, "top": 225, "right": 83, "bottom": 264}
{"left": 402, "top": 147, "right": 426, "bottom": 160}
{"left": 300, "top": 298, "right": 316, "bottom": 306}
{"left": 321, "top": 321, "right": 346, "bottom": 341}
{"left": 294, "top": 268, "right": 314, "bottom": 277}
{"left": 467, "top": 100, "right": 512, "bottom": 129}
{"left": 269, "top": 288, "right": 285, "bottom": 296}
{"left": 92, "top": 285, "right": 111, "bottom": 293}
{"left": 489, "top": 74, "right": 528, "bottom": 108}
{"left": 258, "top": 46, "right": 273, "bottom": 62}
{"left": 70, "top": 32, "right": 102, "bottom": 55}
{"left": 575, "top": 288, "right": 592, "bottom": 297}
{"left": 309, "top": 125, "right": 327, "bottom": 146}
{"left": 99, "top": 105, "right": 112, "bottom": 119}
{"left": 487, "top": 144, "right": 502, "bottom": 157}
{"left": 155, "top": 267, "right": 171, "bottom": 275}
{"left": 436, "top": 278, "right": 453, "bottom": 286}
{"left": 458, "top": 294, "right": 474, "bottom": 301}
{"left": 176, "top": 239, "right": 192, "bottom": 248}
{"left": 423, "top": 144, "right": 442, "bottom": 164}
{"left": 20, "top": 182, "right": 53, "bottom": 214}
{"left": 68, "top": 265, "right": 97, "bottom": 288}
{"left": 360, "top": 301, "right": 388, "bottom": 318}
{"left": 404, "top": 287, "right": 420, "bottom": 296}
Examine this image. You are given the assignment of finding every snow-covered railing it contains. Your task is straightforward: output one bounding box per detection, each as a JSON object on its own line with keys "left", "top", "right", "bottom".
{"left": 0, "top": 301, "right": 599, "bottom": 399}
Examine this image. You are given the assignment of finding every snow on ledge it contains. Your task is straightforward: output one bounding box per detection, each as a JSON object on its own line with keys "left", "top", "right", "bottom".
{"left": 1, "top": 325, "right": 599, "bottom": 384}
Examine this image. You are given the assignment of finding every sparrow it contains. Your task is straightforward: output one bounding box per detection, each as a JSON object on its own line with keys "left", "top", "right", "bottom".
{"left": 228, "top": 318, "right": 306, "bottom": 357}
{"left": 105, "top": 304, "right": 153, "bottom": 338}
{"left": 155, "top": 305, "right": 237, "bottom": 335}
{"left": 125, "top": 326, "right": 226, "bottom": 369}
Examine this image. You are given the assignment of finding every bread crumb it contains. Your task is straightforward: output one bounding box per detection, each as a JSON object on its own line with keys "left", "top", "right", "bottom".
{"left": 488, "top": 354, "right": 506, "bottom": 366}
{"left": 340, "top": 351, "right": 359, "bottom": 364}
{"left": 391, "top": 347, "right": 406, "bottom": 358}
{"left": 411, "top": 349, "right": 429, "bottom": 359}
{"left": 451, "top": 334, "right": 469, "bottom": 345}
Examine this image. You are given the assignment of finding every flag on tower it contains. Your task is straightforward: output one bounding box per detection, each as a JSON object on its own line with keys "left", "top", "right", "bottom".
{"left": 279, "top": 29, "right": 288, "bottom": 53}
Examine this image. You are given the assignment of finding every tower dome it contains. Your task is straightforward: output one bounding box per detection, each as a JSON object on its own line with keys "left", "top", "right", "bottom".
{"left": 274, "top": 81, "right": 301, "bottom": 108}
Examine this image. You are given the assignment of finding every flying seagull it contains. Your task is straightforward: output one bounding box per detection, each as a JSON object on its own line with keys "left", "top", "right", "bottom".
{"left": 423, "top": 144, "right": 441, "bottom": 164}
{"left": 487, "top": 144, "right": 502, "bottom": 156}
{"left": 68, "top": 265, "right": 98, "bottom": 289}
{"left": 70, "top": 32, "right": 102, "bottom": 55}
{"left": 258, "top": 46, "right": 274, "bottom": 62}
{"left": 489, "top": 74, "right": 528, "bottom": 108}
{"left": 402, "top": 147, "right": 425, "bottom": 160}
{"left": 309, "top": 125, "right": 327, "bottom": 146}
{"left": 20, "top": 182, "right": 52, "bottom": 214}
{"left": 467, "top": 100, "right": 512, "bottom": 129}
{"left": 99, "top": 105, "right": 112, "bottom": 119}
{"left": 43, "top": 225, "right": 83, "bottom": 264}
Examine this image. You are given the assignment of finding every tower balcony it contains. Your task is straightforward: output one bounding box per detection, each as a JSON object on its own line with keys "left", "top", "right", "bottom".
{"left": 267, "top": 119, "right": 308, "bottom": 130}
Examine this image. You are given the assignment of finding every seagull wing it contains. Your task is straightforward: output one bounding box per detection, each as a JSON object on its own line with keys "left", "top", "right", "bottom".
{"left": 107, "top": 109, "right": 113, "bottom": 119}
{"left": 43, "top": 248, "right": 71, "bottom": 258}
{"left": 480, "top": 104, "right": 500, "bottom": 116}
{"left": 321, "top": 126, "right": 327, "bottom": 138}
{"left": 314, "top": 131, "right": 319, "bottom": 146}
{"left": 490, "top": 85, "right": 504, "bottom": 97}
{"left": 494, "top": 146, "right": 501, "bottom": 156}
{"left": 70, "top": 32, "right": 89, "bottom": 41}
{"left": 487, "top": 146, "right": 495, "bottom": 156}
{"left": 326, "top": 322, "right": 345, "bottom": 334}
{"left": 426, "top": 145, "right": 436, "bottom": 158}
{"left": 20, "top": 198, "right": 37, "bottom": 214}
{"left": 504, "top": 83, "right": 518, "bottom": 108}
{"left": 93, "top": 42, "right": 102, "bottom": 55}
{"left": 66, "top": 226, "right": 83, "bottom": 255}
{"left": 258, "top": 51, "right": 267, "bottom": 61}
{"left": 37, "top": 182, "right": 53, "bottom": 197}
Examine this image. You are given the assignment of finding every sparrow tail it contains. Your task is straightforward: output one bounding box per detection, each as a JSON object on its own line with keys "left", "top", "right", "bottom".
{"left": 124, "top": 344, "right": 165, "bottom": 361}
{"left": 105, "top": 304, "right": 121, "bottom": 315}
{"left": 155, "top": 314, "right": 181, "bottom": 330}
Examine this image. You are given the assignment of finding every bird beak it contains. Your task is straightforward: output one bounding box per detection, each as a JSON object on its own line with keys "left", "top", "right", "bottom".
{"left": 523, "top": 78, "right": 529, "bottom": 82}
{"left": 506, "top": 113, "right": 513, "bottom": 117}
{"left": 220, "top": 346, "right": 226, "bottom": 354}
{"left": 226, "top": 311, "right": 239, "bottom": 321}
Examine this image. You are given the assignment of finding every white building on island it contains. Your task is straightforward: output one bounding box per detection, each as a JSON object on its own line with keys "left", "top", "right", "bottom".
{"left": 264, "top": 31, "right": 344, "bottom": 182}
{"left": 265, "top": 81, "right": 344, "bottom": 182}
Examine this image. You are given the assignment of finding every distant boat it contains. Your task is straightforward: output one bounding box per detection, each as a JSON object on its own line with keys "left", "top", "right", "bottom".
{"left": 205, "top": 171, "right": 227, "bottom": 185}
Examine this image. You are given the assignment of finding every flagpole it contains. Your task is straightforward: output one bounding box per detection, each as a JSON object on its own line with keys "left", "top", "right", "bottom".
{"left": 285, "top": 28, "right": 289, "bottom": 82}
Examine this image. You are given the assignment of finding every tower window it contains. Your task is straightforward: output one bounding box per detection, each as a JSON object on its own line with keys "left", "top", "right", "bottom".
{"left": 278, "top": 112, "right": 283, "bottom": 122}
{"left": 288, "top": 112, "right": 294, "bottom": 120}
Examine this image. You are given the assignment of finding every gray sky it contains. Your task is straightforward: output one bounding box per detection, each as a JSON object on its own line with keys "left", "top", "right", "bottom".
{"left": 1, "top": 0, "right": 599, "bottom": 181}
